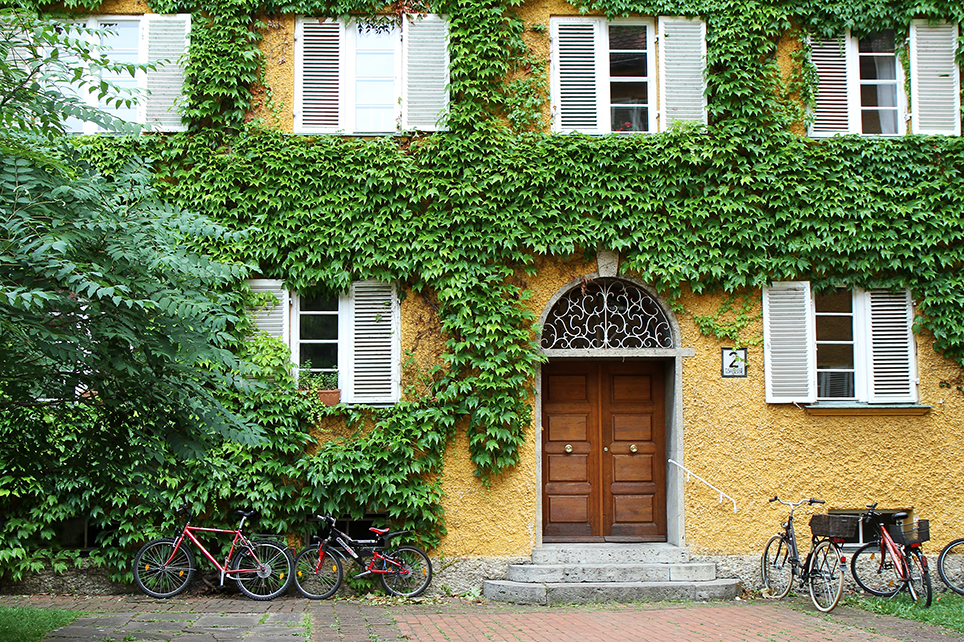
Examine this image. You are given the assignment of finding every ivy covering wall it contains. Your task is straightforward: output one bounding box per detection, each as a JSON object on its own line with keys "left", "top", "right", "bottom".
{"left": 3, "top": 0, "right": 964, "bottom": 585}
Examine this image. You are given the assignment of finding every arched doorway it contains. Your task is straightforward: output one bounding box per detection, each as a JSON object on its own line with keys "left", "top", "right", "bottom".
{"left": 538, "top": 278, "right": 681, "bottom": 543}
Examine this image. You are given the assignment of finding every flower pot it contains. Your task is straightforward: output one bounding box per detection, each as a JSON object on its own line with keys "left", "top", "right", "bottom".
{"left": 316, "top": 389, "right": 341, "bottom": 406}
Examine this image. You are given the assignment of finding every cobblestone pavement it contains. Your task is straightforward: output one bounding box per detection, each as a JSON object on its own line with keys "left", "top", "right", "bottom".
{"left": 1, "top": 593, "right": 962, "bottom": 642}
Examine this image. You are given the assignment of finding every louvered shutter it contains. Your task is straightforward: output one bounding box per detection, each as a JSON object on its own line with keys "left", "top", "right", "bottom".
{"left": 142, "top": 14, "right": 189, "bottom": 132}
{"left": 248, "top": 279, "right": 290, "bottom": 344}
{"left": 403, "top": 15, "right": 448, "bottom": 131}
{"left": 910, "top": 21, "right": 961, "bottom": 135}
{"left": 763, "top": 282, "right": 816, "bottom": 403}
{"left": 658, "top": 17, "right": 706, "bottom": 130}
{"left": 297, "top": 19, "right": 341, "bottom": 132}
{"left": 553, "top": 18, "right": 603, "bottom": 133}
{"left": 867, "top": 290, "right": 916, "bottom": 403}
{"left": 348, "top": 281, "right": 398, "bottom": 403}
{"left": 810, "top": 35, "right": 851, "bottom": 137}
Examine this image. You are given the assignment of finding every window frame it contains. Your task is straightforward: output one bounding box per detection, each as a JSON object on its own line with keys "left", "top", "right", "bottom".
{"left": 294, "top": 15, "right": 449, "bottom": 135}
{"left": 763, "top": 283, "right": 917, "bottom": 405}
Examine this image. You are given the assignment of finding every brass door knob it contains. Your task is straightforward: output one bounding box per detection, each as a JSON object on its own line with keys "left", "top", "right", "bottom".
{"left": 630, "top": 444, "right": 638, "bottom": 453}
{"left": 564, "top": 444, "right": 573, "bottom": 453}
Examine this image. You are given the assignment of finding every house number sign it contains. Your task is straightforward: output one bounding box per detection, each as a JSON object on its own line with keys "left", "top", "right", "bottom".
{"left": 721, "top": 348, "right": 747, "bottom": 378}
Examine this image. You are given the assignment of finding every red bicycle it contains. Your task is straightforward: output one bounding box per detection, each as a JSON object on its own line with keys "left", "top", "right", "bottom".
{"left": 850, "top": 503, "right": 932, "bottom": 607}
{"left": 132, "top": 507, "right": 294, "bottom": 600}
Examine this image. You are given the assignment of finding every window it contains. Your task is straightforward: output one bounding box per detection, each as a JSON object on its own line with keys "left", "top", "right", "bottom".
{"left": 61, "top": 15, "right": 190, "bottom": 134}
{"left": 810, "top": 22, "right": 961, "bottom": 137}
{"left": 763, "top": 282, "right": 917, "bottom": 404}
{"left": 249, "top": 279, "right": 400, "bottom": 404}
{"left": 550, "top": 16, "right": 706, "bottom": 134}
{"left": 294, "top": 16, "right": 449, "bottom": 134}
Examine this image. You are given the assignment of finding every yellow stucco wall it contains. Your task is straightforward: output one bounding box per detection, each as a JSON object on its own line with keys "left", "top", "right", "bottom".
{"left": 400, "top": 254, "right": 964, "bottom": 559}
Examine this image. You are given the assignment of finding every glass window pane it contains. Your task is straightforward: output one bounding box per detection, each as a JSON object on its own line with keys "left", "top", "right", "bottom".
{"left": 355, "top": 106, "right": 397, "bottom": 131}
{"left": 817, "top": 343, "right": 854, "bottom": 369}
{"left": 356, "top": 51, "right": 394, "bottom": 74}
{"left": 862, "top": 109, "right": 898, "bottom": 135}
{"left": 818, "top": 371, "right": 855, "bottom": 398}
{"left": 356, "top": 79, "right": 394, "bottom": 104}
{"left": 301, "top": 294, "right": 337, "bottom": 311}
{"left": 609, "top": 26, "right": 647, "bottom": 50}
{"left": 356, "top": 26, "right": 396, "bottom": 49}
{"left": 814, "top": 290, "right": 851, "bottom": 313}
{"left": 300, "top": 314, "right": 338, "bottom": 340}
{"left": 860, "top": 83, "right": 897, "bottom": 107}
{"left": 611, "top": 106, "right": 648, "bottom": 132}
{"left": 300, "top": 343, "right": 337, "bottom": 370}
{"left": 611, "top": 82, "right": 648, "bottom": 104}
{"left": 858, "top": 30, "right": 895, "bottom": 53}
{"left": 610, "top": 52, "right": 647, "bottom": 77}
{"left": 816, "top": 316, "right": 853, "bottom": 342}
{"left": 859, "top": 56, "right": 896, "bottom": 81}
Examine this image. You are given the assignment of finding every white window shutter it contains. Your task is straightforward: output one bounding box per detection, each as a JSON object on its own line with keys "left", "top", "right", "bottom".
{"left": 142, "top": 14, "right": 190, "bottom": 132}
{"left": 763, "top": 282, "right": 816, "bottom": 403}
{"left": 248, "top": 279, "right": 290, "bottom": 345}
{"left": 552, "top": 18, "right": 603, "bottom": 133}
{"left": 403, "top": 15, "right": 448, "bottom": 131}
{"left": 810, "top": 35, "right": 852, "bottom": 137}
{"left": 658, "top": 17, "right": 706, "bottom": 130}
{"left": 297, "top": 19, "right": 341, "bottom": 132}
{"left": 348, "top": 281, "right": 398, "bottom": 403}
{"left": 910, "top": 20, "right": 961, "bottom": 135}
{"left": 867, "top": 290, "right": 916, "bottom": 403}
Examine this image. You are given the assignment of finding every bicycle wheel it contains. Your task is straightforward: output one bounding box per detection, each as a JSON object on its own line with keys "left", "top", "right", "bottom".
{"left": 938, "top": 538, "right": 964, "bottom": 595}
{"left": 808, "top": 540, "right": 843, "bottom": 612}
{"left": 132, "top": 537, "right": 196, "bottom": 598}
{"left": 294, "top": 545, "right": 343, "bottom": 599}
{"left": 231, "top": 540, "right": 294, "bottom": 600}
{"left": 850, "top": 541, "right": 901, "bottom": 597}
{"left": 907, "top": 549, "right": 932, "bottom": 607}
{"left": 761, "top": 534, "right": 793, "bottom": 599}
{"left": 379, "top": 545, "right": 432, "bottom": 597}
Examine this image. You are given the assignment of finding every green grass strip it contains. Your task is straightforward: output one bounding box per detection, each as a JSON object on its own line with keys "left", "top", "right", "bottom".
{"left": 0, "top": 606, "right": 86, "bottom": 642}
{"left": 845, "top": 591, "right": 964, "bottom": 633}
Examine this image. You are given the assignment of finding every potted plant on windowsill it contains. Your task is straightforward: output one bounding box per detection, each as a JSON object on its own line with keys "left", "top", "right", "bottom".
{"left": 298, "top": 369, "right": 340, "bottom": 406}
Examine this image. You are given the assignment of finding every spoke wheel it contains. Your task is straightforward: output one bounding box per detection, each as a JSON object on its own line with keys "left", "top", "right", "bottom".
{"left": 231, "top": 540, "right": 294, "bottom": 600}
{"left": 907, "top": 549, "right": 933, "bottom": 607}
{"left": 379, "top": 545, "right": 432, "bottom": 597}
{"left": 761, "top": 534, "right": 793, "bottom": 599}
{"left": 938, "top": 538, "right": 964, "bottom": 595}
{"left": 851, "top": 542, "right": 901, "bottom": 597}
{"left": 294, "top": 546, "right": 343, "bottom": 599}
{"left": 133, "top": 538, "right": 195, "bottom": 599}
{"left": 808, "top": 541, "right": 843, "bottom": 612}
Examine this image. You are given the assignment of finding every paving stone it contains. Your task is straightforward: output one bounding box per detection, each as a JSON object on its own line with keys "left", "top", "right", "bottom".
{"left": 192, "top": 615, "right": 262, "bottom": 628}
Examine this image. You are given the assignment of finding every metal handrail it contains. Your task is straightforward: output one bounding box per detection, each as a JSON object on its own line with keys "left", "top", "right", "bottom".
{"left": 668, "top": 458, "right": 737, "bottom": 513}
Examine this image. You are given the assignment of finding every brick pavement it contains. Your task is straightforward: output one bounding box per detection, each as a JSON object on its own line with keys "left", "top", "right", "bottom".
{"left": 1, "top": 593, "right": 963, "bottom": 642}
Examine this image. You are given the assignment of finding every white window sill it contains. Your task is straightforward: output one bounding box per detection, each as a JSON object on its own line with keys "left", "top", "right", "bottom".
{"left": 804, "top": 402, "right": 931, "bottom": 416}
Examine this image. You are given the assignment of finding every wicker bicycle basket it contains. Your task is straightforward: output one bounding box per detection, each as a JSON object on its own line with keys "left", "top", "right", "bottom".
{"left": 809, "top": 514, "right": 858, "bottom": 539}
{"left": 887, "top": 519, "right": 930, "bottom": 545}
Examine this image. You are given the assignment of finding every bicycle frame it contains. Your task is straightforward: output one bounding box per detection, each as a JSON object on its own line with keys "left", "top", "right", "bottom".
{"left": 308, "top": 516, "right": 409, "bottom": 579}
{"left": 167, "top": 517, "right": 265, "bottom": 586}
{"left": 863, "top": 508, "right": 914, "bottom": 583}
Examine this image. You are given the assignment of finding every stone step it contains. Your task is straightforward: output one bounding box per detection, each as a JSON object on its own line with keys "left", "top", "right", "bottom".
{"left": 505, "top": 562, "right": 717, "bottom": 583}
{"left": 483, "top": 578, "right": 742, "bottom": 605}
{"left": 531, "top": 543, "right": 691, "bottom": 565}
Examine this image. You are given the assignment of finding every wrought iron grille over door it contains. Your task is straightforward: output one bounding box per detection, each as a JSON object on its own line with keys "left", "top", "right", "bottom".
{"left": 541, "top": 279, "right": 674, "bottom": 350}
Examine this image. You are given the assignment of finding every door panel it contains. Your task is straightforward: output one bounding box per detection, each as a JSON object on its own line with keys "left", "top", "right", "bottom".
{"left": 543, "top": 361, "right": 666, "bottom": 542}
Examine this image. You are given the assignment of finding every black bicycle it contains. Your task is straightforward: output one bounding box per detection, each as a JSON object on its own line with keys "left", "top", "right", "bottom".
{"left": 293, "top": 514, "right": 432, "bottom": 599}
{"left": 761, "top": 496, "right": 855, "bottom": 612}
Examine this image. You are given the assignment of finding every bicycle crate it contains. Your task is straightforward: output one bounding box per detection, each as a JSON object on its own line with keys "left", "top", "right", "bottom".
{"left": 887, "top": 519, "right": 930, "bottom": 545}
{"left": 809, "top": 514, "right": 858, "bottom": 539}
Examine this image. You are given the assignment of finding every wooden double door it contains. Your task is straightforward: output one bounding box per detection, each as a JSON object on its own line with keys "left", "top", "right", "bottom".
{"left": 542, "top": 360, "right": 666, "bottom": 542}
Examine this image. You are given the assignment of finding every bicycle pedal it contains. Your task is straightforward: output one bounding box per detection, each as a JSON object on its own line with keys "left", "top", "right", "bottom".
{"left": 353, "top": 571, "right": 372, "bottom": 579}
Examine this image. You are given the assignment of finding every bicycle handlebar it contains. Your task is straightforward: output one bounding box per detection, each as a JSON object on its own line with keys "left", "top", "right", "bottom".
{"left": 769, "top": 495, "right": 825, "bottom": 507}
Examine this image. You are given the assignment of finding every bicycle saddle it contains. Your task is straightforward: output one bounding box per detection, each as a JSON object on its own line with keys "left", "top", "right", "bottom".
{"left": 234, "top": 509, "right": 257, "bottom": 518}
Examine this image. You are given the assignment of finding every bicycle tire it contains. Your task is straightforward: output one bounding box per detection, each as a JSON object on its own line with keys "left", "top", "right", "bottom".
{"left": 907, "top": 549, "right": 932, "bottom": 607}
{"left": 294, "top": 545, "right": 343, "bottom": 599}
{"left": 379, "top": 545, "right": 432, "bottom": 597}
{"left": 850, "top": 541, "right": 901, "bottom": 597}
{"left": 938, "top": 538, "right": 964, "bottom": 595}
{"left": 132, "top": 537, "right": 196, "bottom": 599}
{"left": 231, "top": 539, "right": 294, "bottom": 600}
{"left": 808, "top": 540, "right": 843, "bottom": 612}
{"left": 761, "top": 534, "right": 793, "bottom": 599}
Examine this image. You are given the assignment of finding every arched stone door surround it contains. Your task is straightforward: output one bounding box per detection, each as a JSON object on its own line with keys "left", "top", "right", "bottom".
{"left": 534, "top": 273, "right": 692, "bottom": 546}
